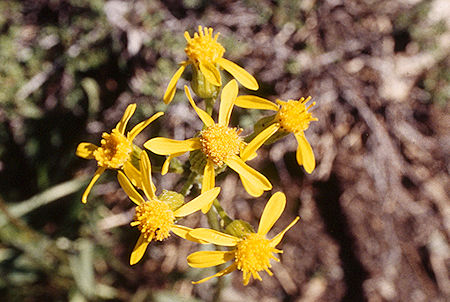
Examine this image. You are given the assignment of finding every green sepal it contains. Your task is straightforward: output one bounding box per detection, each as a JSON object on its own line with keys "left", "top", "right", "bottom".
{"left": 191, "top": 65, "right": 221, "bottom": 99}
{"left": 130, "top": 144, "right": 143, "bottom": 170}
{"left": 224, "top": 219, "right": 255, "bottom": 238}
{"left": 158, "top": 190, "right": 185, "bottom": 211}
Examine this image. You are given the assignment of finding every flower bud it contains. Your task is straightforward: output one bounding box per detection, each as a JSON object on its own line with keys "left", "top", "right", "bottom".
{"left": 191, "top": 65, "right": 221, "bottom": 99}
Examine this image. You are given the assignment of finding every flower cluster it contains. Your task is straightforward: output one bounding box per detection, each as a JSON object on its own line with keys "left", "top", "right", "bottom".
{"left": 76, "top": 26, "right": 318, "bottom": 286}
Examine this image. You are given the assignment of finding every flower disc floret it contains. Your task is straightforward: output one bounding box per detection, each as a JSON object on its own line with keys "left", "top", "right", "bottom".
{"left": 131, "top": 199, "right": 176, "bottom": 242}
{"left": 185, "top": 26, "right": 225, "bottom": 65}
{"left": 235, "top": 233, "right": 279, "bottom": 280}
{"left": 200, "top": 124, "right": 242, "bottom": 166}
{"left": 275, "top": 97, "right": 317, "bottom": 134}
{"left": 93, "top": 129, "right": 132, "bottom": 169}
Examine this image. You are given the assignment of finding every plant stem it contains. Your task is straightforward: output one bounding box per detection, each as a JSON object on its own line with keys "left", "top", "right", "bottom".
{"left": 213, "top": 199, "right": 233, "bottom": 228}
{"left": 180, "top": 171, "right": 197, "bottom": 196}
{"left": 205, "top": 98, "right": 214, "bottom": 116}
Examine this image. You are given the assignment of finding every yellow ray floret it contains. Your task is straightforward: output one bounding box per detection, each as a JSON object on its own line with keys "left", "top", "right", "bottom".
{"left": 235, "top": 95, "right": 318, "bottom": 173}
{"left": 118, "top": 152, "right": 221, "bottom": 265}
{"left": 187, "top": 192, "right": 300, "bottom": 285}
{"left": 163, "top": 26, "right": 259, "bottom": 104}
{"left": 145, "top": 81, "right": 274, "bottom": 207}
{"left": 76, "top": 104, "right": 163, "bottom": 203}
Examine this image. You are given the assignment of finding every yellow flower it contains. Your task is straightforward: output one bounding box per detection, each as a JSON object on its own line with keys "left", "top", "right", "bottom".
{"left": 163, "top": 26, "right": 259, "bottom": 104}
{"left": 117, "top": 152, "right": 221, "bottom": 265}
{"left": 145, "top": 80, "right": 275, "bottom": 210}
{"left": 235, "top": 95, "right": 318, "bottom": 173}
{"left": 187, "top": 192, "right": 299, "bottom": 285}
{"left": 76, "top": 104, "right": 163, "bottom": 203}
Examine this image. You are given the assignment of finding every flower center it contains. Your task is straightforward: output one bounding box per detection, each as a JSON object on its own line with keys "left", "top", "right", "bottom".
{"left": 93, "top": 129, "right": 132, "bottom": 169}
{"left": 275, "top": 97, "right": 317, "bottom": 133}
{"left": 185, "top": 26, "right": 225, "bottom": 65}
{"left": 131, "top": 199, "right": 175, "bottom": 242}
{"left": 235, "top": 233, "right": 279, "bottom": 281}
{"left": 200, "top": 124, "right": 242, "bottom": 166}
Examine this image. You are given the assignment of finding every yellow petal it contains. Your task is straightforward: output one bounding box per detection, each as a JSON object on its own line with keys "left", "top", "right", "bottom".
{"left": 189, "top": 228, "right": 238, "bottom": 247}
{"left": 163, "top": 64, "right": 187, "bottom": 104}
{"left": 81, "top": 167, "right": 106, "bottom": 203}
{"left": 187, "top": 251, "right": 235, "bottom": 268}
{"left": 241, "top": 123, "right": 280, "bottom": 161}
{"left": 184, "top": 86, "right": 215, "bottom": 127}
{"left": 218, "top": 58, "right": 258, "bottom": 90}
{"left": 257, "top": 192, "right": 286, "bottom": 236}
{"left": 192, "top": 263, "right": 237, "bottom": 284}
{"left": 199, "top": 61, "right": 221, "bottom": 86}
{"left": 170, "top": 225, "right": 209, "bottom": 244}
{"left": 76, "top": 142, "right": 98, "bottom": 159}
{"left": 127, "top": 112, "right": 164, "bottom": 141}
{"left": 239, "top": 175, "right": 264, "bottom": 198}
{"left": 269, "top": 216, "right": 300, "bottom": 247}
{"left": 161, "top": 152, "right": 185, "bottom": 175}
{"left": 218, "top": 79, "right": 238, "bottom": 126}
{"left": 295, "top": 133, "right": 315, "bottom": 174}
{"left": 123, "top": 161, "right": 142, "bottom": 188}
{"left": 139, "top": 152, "right": 156, "bottom": 200}
{"left": 116, "top": 104, "right": 136, "bottom": 134}
{"left": 235, "top": 95, "right": 279, "bottom": 111}
{"left": 117, "top": 171, "right": 145, "bottom": 205}
{"left": 144, "top": 137, "right": 201, "bottom": 155}
{"left": 130, "top": 234, "right": 150, "bottom": 265}
{"left": 201, "top": 161, "right": 216, "bottom": 213}
{"left": 225, "top": 155, "right": 272, "bottom": 196}
{"left": 174, "top": 187, "right": 220, "bottom": 217}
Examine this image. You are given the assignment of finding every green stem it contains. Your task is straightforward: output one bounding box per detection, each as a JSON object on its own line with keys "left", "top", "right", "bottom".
{"left": 205, "top": 98, "right": 215, "bottom": 116}
{"left": 205, "top": 206, "right": 220, "bottom": 231}
{"left": 213, "top": 199, "right": 233, "bottom": 228}
{"left": 180, "top": 172, "right": 197, "bottom": 196}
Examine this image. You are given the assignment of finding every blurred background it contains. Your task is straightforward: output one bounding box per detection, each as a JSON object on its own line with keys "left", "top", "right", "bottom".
{"left": 0, "top": 0, "right": 448, "bottom": 301}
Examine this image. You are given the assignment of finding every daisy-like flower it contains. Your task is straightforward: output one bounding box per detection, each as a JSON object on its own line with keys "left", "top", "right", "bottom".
{"left": 235, "top": 95, "right": 318, "bottom": 173}
{"left": 145, "top": 80, "right": 275, "bottom": 211}
{"left": 118, "top": 151, "right": 221, "bottom": 265}
{"left": 187, "top": 192, "right": 299, "bottom": 285}
{"left": 163, "top": 25, "right": 259, "bottom": 104}
{"left": 76, "top": 104, "right": 163, "bottom": 203}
